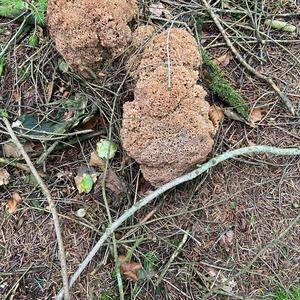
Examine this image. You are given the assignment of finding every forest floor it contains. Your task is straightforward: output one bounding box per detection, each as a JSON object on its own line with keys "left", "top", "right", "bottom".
{"left": 0, "top": 1, "right": 300, "bottom": 299}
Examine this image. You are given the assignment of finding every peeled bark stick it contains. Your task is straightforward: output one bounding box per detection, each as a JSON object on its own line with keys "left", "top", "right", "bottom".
{"left": 57, "top": 145, "right": 300, "bottom": 299}
{"left": 200, "top": 0, "right": 296, "bottom": 116}
{"left": 2, "top": 117, "right": 71, "bottom": 300}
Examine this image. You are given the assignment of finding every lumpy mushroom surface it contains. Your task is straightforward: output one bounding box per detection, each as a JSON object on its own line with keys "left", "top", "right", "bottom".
{"left": 121, "top": 28, "right": 215, "bottom": 186}
{"left": 47, "top": 0, "right": 137, "bottom": 75}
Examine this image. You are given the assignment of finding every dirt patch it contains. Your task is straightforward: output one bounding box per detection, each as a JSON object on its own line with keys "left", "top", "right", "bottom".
{"left": 47, "top": 0, "right": 137, "bottom": 76}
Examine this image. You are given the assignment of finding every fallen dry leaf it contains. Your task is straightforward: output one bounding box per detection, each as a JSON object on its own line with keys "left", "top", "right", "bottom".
{"left": 209, "top": 105, "right": 224, "bottom": 128}
{"left": 12, "top": 91, "right": 21, "bottom": 103}
{"left": 207, "top": 267, "right": 236, "bottom": 293}
{"left": 90, "top": 151, "right": 125, "bottom": 196}
{"left": 219, "top": 229, "right": 234, "bottom": 252}
{"left": 104, "top": 169, "right": 125, "bottom": 197}
{"left": 149, "top": 2, "right": 172, "bottom": 19}
{"left": 0, "top": 169, "right": 10, "bottom": 186}
{"left": 47, "top": 81, "right": 54, "bottom": 101}
{"left": 250, "top": 108, "right": 264, "bottom": 124}
{"left": 90, "top": 151, "right": 106, "bottom": 169}
{"left": 3, "top": 142, "right": 34, "bottom": 158}
{"left": 119, "top": 255, "right": 142, "bottom": 281}
{"left": 149, "top": 2, "right": 165, "bottom": 17}
{"left": 213, "top": 52, "right": 232, "bottom": 67}
{"left": 7, "top": 192, "right": 22, "bottom": 213}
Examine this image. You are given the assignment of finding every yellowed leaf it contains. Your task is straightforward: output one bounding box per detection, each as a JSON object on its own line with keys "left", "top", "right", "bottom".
{"left": 250, "top": 108, "right": 264, "bottom": 123}
{"left": 209, "top": 105, "right": 224, "bottom": 128}
{"left": 7, "top": 192, "right": 22, "bottom": 213}
{"left": 119, "top": 255, "right": 142, "bottom": 281}
{"left": 0, "top": 169, "right": 10, "bottom": 186}
{"left": 213, "top": 52, "right": 232, "bottom": 67}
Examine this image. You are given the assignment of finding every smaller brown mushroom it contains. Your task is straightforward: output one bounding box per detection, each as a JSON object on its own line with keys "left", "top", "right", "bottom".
{"left": 47, "top": 0, "right": 138, "bottom": 75}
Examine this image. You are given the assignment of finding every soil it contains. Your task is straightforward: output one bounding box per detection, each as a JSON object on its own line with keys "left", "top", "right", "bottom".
{"left": 0, "top": 1, "right": 300, "bottom": 300}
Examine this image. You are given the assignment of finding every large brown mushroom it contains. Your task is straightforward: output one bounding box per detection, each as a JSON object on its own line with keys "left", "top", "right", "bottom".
{"left": 121, "top": 28, "right": 215, "bottom": 186}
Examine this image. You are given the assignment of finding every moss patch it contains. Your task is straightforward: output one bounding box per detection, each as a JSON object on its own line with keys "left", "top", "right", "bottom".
{"left": 201, "top": 48, "right": 249, "bottom": 120}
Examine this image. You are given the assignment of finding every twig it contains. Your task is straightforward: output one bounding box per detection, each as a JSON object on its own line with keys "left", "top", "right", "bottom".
{"left": 2, "top": 117, "right": 71, "bottom": 300}
{"left": 57, "top": 145, "right": 300, "bottom": 299}
{"left": 4, "top": 264, "right": 32, "bottom": 300}
{"left": 0, "top": 157, "right": 30, "bottom": 172}
{"left": 155, "top": 230, "right": 189, "bottom": 287}
{"left": 101, "top": 87, "right": 125, "bottom": 299}
{"left": 200, "top": 0, "right": 296, "bottom": 116}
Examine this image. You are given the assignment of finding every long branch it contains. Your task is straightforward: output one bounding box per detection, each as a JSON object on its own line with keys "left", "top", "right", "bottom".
{"left": 2, "top": 117, "right": 71, "bottom": 300}
{"left": 57, "top": 145, "right": 300, "bottom": 299}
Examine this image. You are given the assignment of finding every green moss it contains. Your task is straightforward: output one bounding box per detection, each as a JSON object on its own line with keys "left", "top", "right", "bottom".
{"left": 201, "top": 48, "right": 249, "bottom": 120}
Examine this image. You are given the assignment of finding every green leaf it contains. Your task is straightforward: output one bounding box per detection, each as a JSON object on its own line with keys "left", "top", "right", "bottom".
{"left": 18, "top": 113, "right": 66, "bottom": 135}
{"left": 0, "top": 109, "right": 8, "bottom": 118}
{"left": 58, "top": 59, "right": 69, "bottom": 73}
{"left": 28, "top": 31, "right": 38, "bottom": 47}
{"left": 80, "top": 174, "right": 94, "bottom": 193}
{"left": 96, "top": 139, "right": 117, "bottom": 160}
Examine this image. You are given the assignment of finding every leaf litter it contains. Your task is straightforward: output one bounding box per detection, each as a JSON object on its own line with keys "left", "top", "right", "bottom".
{"left": 7, "top": 192, "right": 22, "bottom": 213}
{"left": 0, "top": 169, "right": 10, "bottom": 186}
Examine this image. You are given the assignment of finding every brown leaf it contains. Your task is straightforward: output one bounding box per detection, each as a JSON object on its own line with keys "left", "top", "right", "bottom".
{"left": 219, "top": 229, "right": 234, "bottom": 251}
{"left": 149, "top": 2, "right": 165, "bottom": 17}
{"left": 47, "top": 81, "right": 54, "bottom": 101}
{"left": 12, "top": 91, "right": 21, "bottom": 103}
{"left": 105, "top": 169, "right": 125, "bottom": 197}
{"left": 209, "top": 105, "right": 224, "bottom": 128}
{"left": 213, "top": 52, "right": 232, "bottom": 67}
{"left": 3, "top": 142, "right": 34, "bottom": 158}
{"left": 250, "top": 108, "right": 264, "bottom": 124}
{"left": 90, "top": 151, "right": 106, "bottom": 170}
{"left": 119, "top": 255, "right": 142, "bottom": 281}
{"left": 0, "top": 169, "right": 10, "bottom": 186}
{"left": 90, "top": 151, "right": 125, "bottom": 196}
{"left": 7, "top": 192, "right": 22, "bottom": 213}
{"left": 79, "top": 114, "right": 106, "bottom": 130}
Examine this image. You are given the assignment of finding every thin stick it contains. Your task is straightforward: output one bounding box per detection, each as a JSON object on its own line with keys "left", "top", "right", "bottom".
{"left": 200, "top": 0, "right": 296, "bottom": 116}
{"left": 2, "top": 117, "right": 70, "bottom": 300}
{"left": 155, "top": 230, "right": 189, "bottom": 287}
{"left": 0, "top": 157, "right": 30, "bottom": 172}
{"left": 57, "top": 145, "right": 300, "bottom": 299}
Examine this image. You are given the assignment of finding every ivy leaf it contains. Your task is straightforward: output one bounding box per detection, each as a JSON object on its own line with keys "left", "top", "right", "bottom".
{"left": 80, "top": 174, "right": 94, "bottom": 194}
{"left": 96, "top": 139, "right": 117, "bottom": 160}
